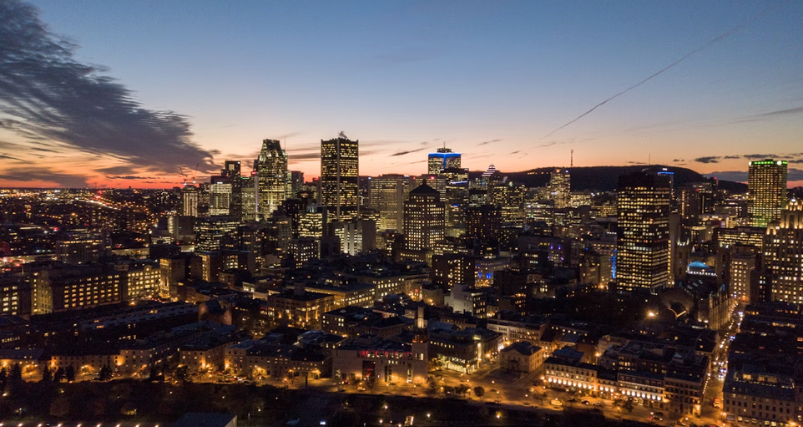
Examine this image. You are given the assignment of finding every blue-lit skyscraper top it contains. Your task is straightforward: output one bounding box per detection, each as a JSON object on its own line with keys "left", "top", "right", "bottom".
{"left": 428, "top": 146, "right": 461, "bottom": 174}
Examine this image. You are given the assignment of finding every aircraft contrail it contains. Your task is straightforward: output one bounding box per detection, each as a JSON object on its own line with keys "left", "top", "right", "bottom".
{"left": 541, "top": 2, "right": 783, "bottom": 139}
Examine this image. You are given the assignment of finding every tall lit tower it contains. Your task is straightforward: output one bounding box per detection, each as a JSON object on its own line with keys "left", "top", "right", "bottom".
{"left": 369, "top": 174, "right": 414, "bottom": 232}
{"left": 548, "top": 168, "right": 571, "bottom": 209}
{"left": 764, "top": 200, "right": 803, "bottom": 303}
{"left": 181, "top": 185, "right": 199, "bottom": 217}
{"left": 403, "top": 183, "right": 445, "bottom": 251}
{"left": 321, "top": 133, "right": 359, "bottom": 222}
{"left": 428, "top": 146, "right": 461, "bottom": 174}
{"left": 256, "top": 139, "right": 288, "bottom": 219}
{"left": 748, "top": 159, "right": 787, "bottom": 227}
{"left": 616, "top": 172, "right": 671, "bottom": 293}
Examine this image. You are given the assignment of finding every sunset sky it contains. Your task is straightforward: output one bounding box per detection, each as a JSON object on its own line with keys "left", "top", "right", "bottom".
{"left": 1, "top": 0, "right": 802, "bottom": 188}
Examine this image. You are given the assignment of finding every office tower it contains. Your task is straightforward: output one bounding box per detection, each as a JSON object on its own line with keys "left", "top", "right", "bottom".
{"left": 287, "top": 170, "right": 305, "bottom": 198}
{"left": 256, "top": 139, "right": 288, "bottom": 219}
{"left": 403, "top": 183, "right": 445, "bottom": 251}
{"left": 209, "top": 177, "right": 232, "bottom": 216}
{"left": 616, "top": 172, "right": 671, "bottom": 293}
{"left": 428, "top": 146, "right": 461, "bottom": 174}
{"left": 194, "top": 216, "right": 239, "bottom": 252}
{"left": 299, "top": 204, "right": 328, "bottom": 238}
{"left": 678, "top": 186, "right": 702, "bottom": 225}
{"left": 548, "top": 168, "right": 571, "bottom": 209}
{"left": 764, "top": 200, "right": 803, "bottom": 303}
{"left": 321, "top": 134, "right": 359, "bottom": 222}
{"left": 181, "top": 185, "right": 199, "bottom": 217}
{"left": 369, "top": 174, "right": 414, "bottom": 232}
{"left": 332, "top": 219, "right": 376, "bottom": 256}
{"left": 466, "top": 204, "right": 501, "bottom": 242}
{"left": 730, "top": 245, "right": 758, "bottom": 304}
{"left": 430, "top": 253, "right": 475, "bottom": 290}
{"left": 240, "top": 177, "right": 258, "bottom": 222}
{"left": 223, "top": 161, "right": 243, "bottom": 218}
{"left": 748, "top": 159, "right": 787, "bottom": 227}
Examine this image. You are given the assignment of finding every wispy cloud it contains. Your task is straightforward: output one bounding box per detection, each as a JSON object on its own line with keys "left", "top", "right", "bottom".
{"left": 477, "top": 139, "right": 502, "bottom": 146}
{"left": 391, "top": 147, "right": 427, "bottom": 157}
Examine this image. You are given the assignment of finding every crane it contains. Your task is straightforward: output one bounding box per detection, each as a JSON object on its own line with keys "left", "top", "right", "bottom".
{"left": 178, "top": 167, "right": 188, "bottom": 186}
{"left": 192, "top": 163, "right": 199, "bottom": 184}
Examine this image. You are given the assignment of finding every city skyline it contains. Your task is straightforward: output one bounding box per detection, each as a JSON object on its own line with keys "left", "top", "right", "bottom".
{"left": 1, "top": 0, "right": 803, "bottom": 188}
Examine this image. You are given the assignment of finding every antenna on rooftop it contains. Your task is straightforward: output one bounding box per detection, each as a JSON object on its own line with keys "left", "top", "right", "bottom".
{"left": 571, "top": 149, "right": 574, "bottom": 168}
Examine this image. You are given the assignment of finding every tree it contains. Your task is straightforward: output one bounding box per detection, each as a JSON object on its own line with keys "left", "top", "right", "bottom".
{"left": 474, "top": 386, "right": 485, "bottom": 399}
{"left": 174, "top": 365, "right": 190, "bottom": 384}
{"left": 0, "top": 367, "right": 7, "bottom": 391}
{"left": 148, "top": 365, "right": 159, "bottom": 382}
{"left": 41, "top": 367, "right": 53, "bottom": 382}
{"left": 9, "top": 363, "right": 22, "bottom": 383}
{"left": 99, "top": 365, "right": 113, "bottom": 382}
{"left": 65, "top": 365, "right": 76, "bottom": 382}
{"left": 54, "top": 367, "right": 65, "bottom": 383}
{"left": 623, "top": 400, "right": 634, "bottom": 413}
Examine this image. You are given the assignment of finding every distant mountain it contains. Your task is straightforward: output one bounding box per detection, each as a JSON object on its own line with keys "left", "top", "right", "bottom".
{"left": 469, "top": 165, "right": 748, "bottom": 193}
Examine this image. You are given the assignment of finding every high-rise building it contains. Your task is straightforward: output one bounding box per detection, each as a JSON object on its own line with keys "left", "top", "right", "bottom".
{"left": 321, "top": 135, "right": 359, "bottom": 222}
{"left": 428, "top": 147, "right": 461, "bottom": 174}
{"left": 209, "top": 177, "right": 232, "bottom": 216}
{"left": 616, "top": 172, "right": 671, "bottom": 293}
{"left": 465, "top": 204, "right": 501, "bottom": 242}
{"left": 748, "top": 159, "right": 787, "bottom": 227}
{"left": 181, "top": 185, "right": 199, "bottom": 217}
{"left": 369, "top": 174, "right": 414, "bottom": 232}
{"left": 256, "top": 139, "right": 288, "bottom": 219}
{"left": 194, "top": 216, "right": 239, "bottom": 253}
{"left": 764, "top": 200, "right": 803, "bottom": 303}
{"left": 730, "top": 246, "right": 758, "bottom": 304}
{"left": 287, "top": 171, "right": 305, "bottom": 198}
{"left": 548, "top": 168, "right": 571, "bottom": 209}
{"left": 223, "top": 161, "right": 243, "bottom": 219}
{"left": 403, "top": 183, "right": 445, "bottom": 251}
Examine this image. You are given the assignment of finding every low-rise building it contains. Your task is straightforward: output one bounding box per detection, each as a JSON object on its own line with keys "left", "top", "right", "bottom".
{"left": 499, "top": 341, "right": 543, "bottom": 373}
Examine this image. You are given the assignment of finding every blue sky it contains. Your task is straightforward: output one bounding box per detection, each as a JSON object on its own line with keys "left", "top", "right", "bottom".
{"left": 2, "top": 0, "right": 802, "bottom": 187}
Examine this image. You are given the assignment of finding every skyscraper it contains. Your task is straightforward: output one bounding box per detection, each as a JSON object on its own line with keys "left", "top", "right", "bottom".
{"left": 616, "top": 172, "right": 671, "bottom": 293}
{"left": 548, "top": 168, "right": 571, "bottom": 209}
{"left": 369, "top": 174, "right": 414, "bottom": 232}
{"left": 403, "top": 183, "right": 445, "bottom": 251}
{"left": 748, "top": 159, "right": 787, "bottom": 227}
{"left": 321, "top": 134, "right": 359, "bottom": 222}
{"left": 181, "top": 185, "right": 199, "bottom": 217}
{"left": 427, "top": 146, "right": 461, "bottom": 174}
{"left": 209, "top": 176, "right": 232, "bottom": 216}
{"left": 764, "top": 200, "right": 803, "bottom": 303}
{"left": 256, "top": 139, "right": 288, "bottom": 219}
{"left": 223, "top": 160, "right": 243, "bottom": 219}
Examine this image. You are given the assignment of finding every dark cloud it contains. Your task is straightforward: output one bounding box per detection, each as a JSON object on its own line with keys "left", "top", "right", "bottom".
{"left": 627, "top": 161, "right": 646, "bottom": 165}
{"left": 0, "top": 0, "right": 217, "bottom": 179}
{"left": 694, "top": 156, "right": 721, "bottom": 164}
{"left": 477, "top": 139, "right": 502, "bottom": 146}
{"left": 723, "top": 155, "right": 741, "bottom": 159}
{"left": 509, "top": 151, "right": 520, "bottom": 155}
{"left": 742, "top": 154, "right": 778, "bottom": 160}
{"left": 672, "top": 159, "right": 684, "bottom": 162}
{"left": 390, "top": 147, "right": 427, "bottom": 157}
{"left": 0, "top": 153, "right": 22, "bottom": 161}
{"left": 0, "top": 166, "right": 88, "bottom": 187}
{"left": 106, "top": 175, "right": 159, "bottom": 180}
{"left": 95, "top": 165, "right": 137, "bottom": 175}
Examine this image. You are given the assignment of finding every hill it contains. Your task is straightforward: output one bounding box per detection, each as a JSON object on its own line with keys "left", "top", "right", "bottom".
{"left": 469, "top": 165, "right": 747, "bottom": 193}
